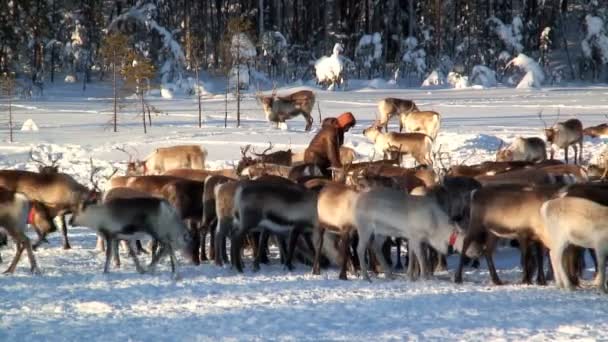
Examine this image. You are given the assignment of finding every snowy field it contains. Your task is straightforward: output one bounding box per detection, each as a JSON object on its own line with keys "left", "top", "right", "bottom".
{"left": 2, "top": 83, "right": 608, "bottom": 340}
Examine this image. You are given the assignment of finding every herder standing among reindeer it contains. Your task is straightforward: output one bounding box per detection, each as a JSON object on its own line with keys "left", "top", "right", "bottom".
{"left": 304, "top": 112, "right": 356, "bottom": 176}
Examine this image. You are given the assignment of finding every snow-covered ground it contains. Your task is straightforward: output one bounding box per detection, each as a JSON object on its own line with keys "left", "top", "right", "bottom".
{"left": 1, "top": 83, "right": 608, "bottom": 340}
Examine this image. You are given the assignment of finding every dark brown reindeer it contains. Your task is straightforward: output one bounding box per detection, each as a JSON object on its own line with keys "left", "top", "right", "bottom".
{"left": 454, "top": 185, "right": 563, "bottom": 285}
{"left": 0, "top": 168, "right": 93, "bottom": 250}
{"left": 539, "top": 111, "right": 583, "bottom": 164}
{"left": 258, "top": 88, "right": 316, "bottom": 131}
{"left": 235, "top": 143, "right": 293, "bottom": 176}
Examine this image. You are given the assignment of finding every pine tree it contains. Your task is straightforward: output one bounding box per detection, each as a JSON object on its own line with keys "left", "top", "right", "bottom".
{"left": 122, "top": 53, "right": 155, "bottom": 134}
{"left": 100, "top": 33, "right": 130, "bottom": 132}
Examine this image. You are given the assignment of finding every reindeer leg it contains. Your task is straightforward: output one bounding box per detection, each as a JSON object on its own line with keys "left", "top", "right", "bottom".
{"left": 454, "top": 235, "right": 473, "bottom": 284}
{"left": 103, "top": 235, "right": 112, "bottom": 274}
{"left": 484, "top": 234, "right": 502, "bottom": 285}
{"left": 338, "top": 230, "right": 350, "bottom": 280}
{"left": 312, "top": 226, "right": 325, "bottom": 276}
{"left": 253, "top": 229, "right": 269, "bottom": 272}
{"left": 519, "top": 238, "right": 532, "bottom": 285}
{"left": 59, "top": 215, "right": 71, "bottom": 249}
{"left": 112, "top": 239, "right": 121, "bottom": 268}
{"left": 23, "top": 234, "right": 40, "bottom": 275}
{"left": 394, "top": 238, "right": 403, "bottom": 270}
{"left": 189, "top": 220, "right": 201, "bottom": 265}
{"left": 536, "top": 243, "right": 547, "bottom": 286}
{"left": 579, "top": 140, "right": 583, "bottom": 165}
{"left": 285, "top": 226, "right": 304, "bottom": 271}
{"left": 230, "top": 228, "right": 246, "bottom": 273}
{"left": 208, "top": 217, "right": 218, "bottom": 260}
{"left": 564, "top": 147, "right": 569, "bottom": 164}
{"left": 168, "top": 245, "right": 181, "bottom": 280}
{"left": 5, "top": 241, "right": 25, "bottom": 274}
{"left": 356, "top": 229, "right": 373, "bottom": 282}
{"left": 95, "top": 234, "right": 105, "bottom": 252}
{"left": 128, "top": 241, "right": 146, "bottom": 274}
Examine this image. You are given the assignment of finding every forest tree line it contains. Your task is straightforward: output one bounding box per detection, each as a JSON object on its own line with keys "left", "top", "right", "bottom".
{"left": 0, "top": 0, "right": 607, "bottom": 93}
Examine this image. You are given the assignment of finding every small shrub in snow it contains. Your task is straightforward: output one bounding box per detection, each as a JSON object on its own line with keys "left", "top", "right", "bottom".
{"left": 422, "top": 70, "right": 446, "bottom": 87}
{"left": 470, "top": 65, "right": 498, "bottom": 88}
{"left": 315, "top": 43, "right": 346, "bottom": 90}
{"left": 506, "top": 54, "right": 545, "bottom": 89}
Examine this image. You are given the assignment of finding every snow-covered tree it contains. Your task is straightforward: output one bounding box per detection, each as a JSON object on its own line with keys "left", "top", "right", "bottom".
{"left": 355, "top": 33, "right": 382, "bottom": 79}
{"left": 401, "top": 37, "right": 427, "bottom": 83}
{"left": 506, "top": 54, "right": 545, "bottom": 89}
{"left": 315, "top": 43, "right": 348, "bottom": 90}
{"left": 581, "top": 14, "right": 608, "bottom": 80}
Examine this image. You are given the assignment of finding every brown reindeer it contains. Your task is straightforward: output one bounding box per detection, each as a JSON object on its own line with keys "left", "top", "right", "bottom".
{"left": 540, "top": 112, "right": 583, "bottom": 164}
{"left": 455, "top": 185, "right": 562, "bottom": 285}
{"left": 377, "top": 98, "right": 419, "bottom": 132}
{"left": 583, "top": 123, "right": 608, "bottom": 138}
{"left": 126, "top": 145, "right": 207, "bottom": 175}
{"left": 0, "top": 169, "right": 92, "bottom": 249}
{"left": 363, "top": 123, "right": 433, "bottom": 166}
{"left": 258, "top": 89, "right": 316, "bottom": 131}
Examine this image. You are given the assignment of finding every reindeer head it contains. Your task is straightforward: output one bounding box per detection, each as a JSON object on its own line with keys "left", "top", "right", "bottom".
{"left": 362, "top": 122, "right": 382, "bottom": 142}
{"left": 236, "top": 144, "right": 256, "bottom": 175}
{"left": 539, "top": 109, "right": 561, "bottom": 144}
{"left": 117, "top": 146, "right": 145, "bottom": 175}
{"left": 29, "top": 149, "right": 61, "bottom": 174}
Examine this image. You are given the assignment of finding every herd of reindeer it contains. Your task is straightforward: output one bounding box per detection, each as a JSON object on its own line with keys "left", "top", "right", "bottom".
{"left": 4, "top": 92, "right": 608, "bottom": 294}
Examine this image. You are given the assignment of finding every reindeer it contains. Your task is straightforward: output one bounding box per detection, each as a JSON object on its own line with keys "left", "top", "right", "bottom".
{"left": 539, "top": 111, "right": 583, "bottom": 164}
{"left": 201, "top": 175, "right": 234, "bottom": 262}
{"left": 292, "top": 146, "right": 357, "bottom": 165}
{"left": 0, "top": 169, "right": 92, "bottom": 250}
{"left": 541, "top": 196, "right": 608, "bottom": 292}
{"left": 213, "top": 180, "right": 239, "bottom": 266}
{"left": 0, "top": 189, "right": 57, "bottom": 274}
{"left": 363, "top": 123, "right": 433, "bottom": 166}
{"left": 495, "top": 137, "right": 547, "bottom": 162}
{"left": 354, "top": 188, "right": 482, "bottom": 281}
{"left": 313, "top": 183, "right": 361, "bottom": 280}
{"left": 377, "top": 98, "right": 419, "bottom": 132}
{"left": 70, "top": 197, "right": 191, "bottom": 279}
{"left": 126, "top": 145, "right": 207, "bottom": 175}
{"left": 236, "top": 143, "right": 293, "bottom": 175}
{"left": 231, "top": 180, "right": 318, "bottom": 272}
{"left": 399, "top": 111, "right": 441, "bottom": 139}
{"left": 454, "top": 185, "right": 563, "bottom": 285}
{"left": 583, "top": 118, "right": 608, "bottom": 138}
{"left": 258, "top": 88, "right": 316, "bottom": 131}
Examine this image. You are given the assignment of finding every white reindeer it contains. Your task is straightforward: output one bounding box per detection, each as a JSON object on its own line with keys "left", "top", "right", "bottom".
{"left": 541, "top": 196, "right": 608, "bottom": 292}
{"left": 353, "top": 188, "right": 481, "bottom": 281}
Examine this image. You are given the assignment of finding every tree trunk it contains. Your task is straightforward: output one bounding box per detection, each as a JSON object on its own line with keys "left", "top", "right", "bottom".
{"left": 140, "top": 86, "right": 147, "bottom": 134}
{"left": 113, "top": 62, "right": 117, "bottom": 132}
{"left": 196, "top": 66, "right": 202, "bottom": 127}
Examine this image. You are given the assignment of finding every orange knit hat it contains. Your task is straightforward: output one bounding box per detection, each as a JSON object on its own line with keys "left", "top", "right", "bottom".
{"left": 336, "top": 112, "right": 356, "bottom": 129}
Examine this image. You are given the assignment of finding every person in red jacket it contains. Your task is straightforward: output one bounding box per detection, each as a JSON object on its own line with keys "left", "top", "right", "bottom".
{"left": 304, "top": 112, "right": 356, "bottom": 175}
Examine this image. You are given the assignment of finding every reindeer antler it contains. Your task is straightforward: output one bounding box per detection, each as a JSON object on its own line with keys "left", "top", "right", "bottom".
{"left": 47, "top": 152, "right": 61, "bottom": 168}
{"left": 116, "top": 146, "right": 134, "bottom": 162}
{"left": 89, "top": 158, "right": 103, "bottom": 193}
{"left": 537, "top": 109, "right": 547, "bottom": 129}
{"left": 253, "top": 141, "right": 274, "bottom": 156}
{"left": 29, "top": 148, "right": 46, "bottom": 166}
{"left": 240, "top": 144, "right": 251, "bottom": 158}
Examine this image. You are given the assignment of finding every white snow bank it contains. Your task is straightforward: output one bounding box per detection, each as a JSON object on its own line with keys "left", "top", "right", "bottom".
{"left": 422, "top": 70, "right": 446, "bottom": 87}
{"left": 20, "top": 119, "right": 39, "bottom": 131}
{"left": 470, "top": 65, "right": 498, "bottom": 88}
{"left": 160, "top": 87, "right": 174, "bottom": 99}
{"left": 507, "top": 54, "right": 545, "bottom": 88}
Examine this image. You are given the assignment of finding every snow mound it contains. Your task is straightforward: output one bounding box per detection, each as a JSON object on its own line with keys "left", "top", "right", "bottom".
{"left": 422, "top": 70, "right": 446, "bottom": 87}
{"left": 21, "top": 119, "right": 39, "bottom": 131}
{"left": 64, "top": 75, "right": 77, "bottom": 83}
{"left": 73, "top": 301, "right": 113, "bottom": 316}
{"left": 161, "top": 87, "right": 174, "bottom": 99}
{"left": 470, "top": 65, "right": 498, "bottom": 88}
{"left": 507, "top": 54, "right": 545, "bottom": 89}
